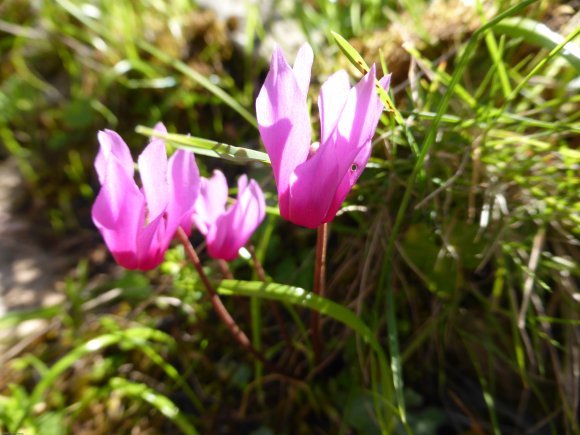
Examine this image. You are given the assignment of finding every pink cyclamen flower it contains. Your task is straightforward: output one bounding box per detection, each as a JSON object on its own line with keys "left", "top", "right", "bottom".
{"left": 92, "top": 123, "right": 200, "bottom": 270}
{"left": 256, "top": 43, "right": 390, "bottom": 229}
{"left": 193, "top": 170, "right": 266, "bottom": 261}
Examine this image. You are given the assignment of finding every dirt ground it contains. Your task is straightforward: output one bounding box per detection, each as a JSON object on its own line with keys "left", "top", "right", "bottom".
{"left": 0, "top": 158, "right": 66, "bottom": 344}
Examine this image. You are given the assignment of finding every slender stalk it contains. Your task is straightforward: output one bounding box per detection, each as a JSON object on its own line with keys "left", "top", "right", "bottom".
{"left": 247, "top": 244, "right": 267, "bottom": 282}
{"left": 175, "top": 228, "right": 276, "bottom": 372}
{"left": 248, "top": 245, "right": 293, "bottom": 348}
{"left": 217, "top": 259, "right": 234, "bottom": 279}
{"left": 311, "top": 223, "right": 328, "bottom": 365}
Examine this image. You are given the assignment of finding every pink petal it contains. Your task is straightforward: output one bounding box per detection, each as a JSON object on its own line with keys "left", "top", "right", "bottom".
{"left": 292, "top": 43, "right": 314, "bottom": 97}
{"left": 233, "top": 176, "right": 266, "bottom": 243}
{"left": 153, "top": 122, "right": 168, "bottom": 136}
{"left": 287, "top": 146, "right": 341, "bottom": 228}
{"left": 318, "top": 70, "right": 351, "bottom": 145}
{"left": 137, "top": 138, "right": 169, "bottom": 221}
{"left": 92, "top": 157, "right": 145, "bottom": 269}
{"left": 206, "top": 176, "right": 265, "bottom": 261}
{"left": 95, "top": 130, "right": 134, "bottom": 184}
{"left": 287, "top": 66, "right": 388, "bottom": 228}
{"left": 193, "top": 170, "right": 228, "bottom": 236}
{"left": 333, "top": 65, "right": 382, "bottom": 164}
{"left": 256, "top": 45, "right": 312, "bottom": 218}
{"left": 166, "top": 149, "right": 200, "bottom": 237}
{"left": 135, "top": 213, "right": 166, "bottom": 270}
{"left": 323, "top": 141, "right": 372, "bottom": 222}
{"left": 323, "top": 72, "right": 390, "bottom": 222}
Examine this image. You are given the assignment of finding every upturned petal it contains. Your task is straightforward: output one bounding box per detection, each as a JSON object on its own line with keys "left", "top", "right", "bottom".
{"left": 166, "top": 149, "right": 200, "bottom": 237}
{"left": 193, "top": 170, "right": 228, "bottom": 236}
{"left": 323, "top": 73, "right": 391, "bottom": 221}
{"left": 95, "top": 130, "right": 134, "bottom": 184}
{"left": 135, "top": 212, "right": 166, "bottom": 270}
{"left": 153, "top": 121, "right": 167, "bottom": 136}
{"left": 287, "top": 66, "right": 388, "bottom": 228}
{"left": 292, "top": 43, "right": 314, "bottom": 97}
{"left": 137, "top": 138, "right": 169, "bottom": 221}
{"left": 91, "top": 157, "right": 145, "bottom": 269}
{"left": 323, "top": 141, "right": 372, "bottom": 222}
{"left": 287, "top": 143, "right": 340, "bottom": 228}
{"left": 231, "top": 176, "right": 266, "bottom": 247}
{"left": 332, "top": 65, "right": 382, "bottom": 165}
{"left": 318, "top": 70, "right": 351, "bottom": 145}
{"left": 206, "top": 175, "right": 265, "bottom": 261}
{"left": 256, "top": 45, "right": 312, "bottom": 218}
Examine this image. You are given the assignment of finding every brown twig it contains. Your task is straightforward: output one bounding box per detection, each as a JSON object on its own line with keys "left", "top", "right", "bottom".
{"left": 311, "top": 222, "right": 328, "bottom": 365}
{"left": 175, "top": 228, "right": 277, "bottom": 372}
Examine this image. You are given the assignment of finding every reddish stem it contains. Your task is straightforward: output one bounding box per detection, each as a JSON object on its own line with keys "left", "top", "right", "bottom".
{"left": 217, "top": 259, "right": 234, "bottom": 279}
{"left": 175, "top": 228, "right": 276, "bottom": 372}
{"left": 311, "top": 223, "right": 328, "bottom": 365}
{"left": 247, "top": 245, "right": 293, "bottom": 349}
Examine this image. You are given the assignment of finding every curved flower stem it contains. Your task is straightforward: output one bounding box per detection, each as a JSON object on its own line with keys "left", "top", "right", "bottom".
{"left": 217, "top": 259, "right": 234, "bottom": 279}
{"left": 312, "top": 222, "right": 328, "bottom": 365}
{"left": 175, "top": 228, "right": 276, "bottom": 372}
{"left": 247, "top": 245, "right": 293, "bottom": 349}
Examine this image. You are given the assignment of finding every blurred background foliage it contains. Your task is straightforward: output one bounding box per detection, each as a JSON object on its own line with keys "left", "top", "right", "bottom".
{"left": 0, "top": 0, "right": 579, "bottom": 433}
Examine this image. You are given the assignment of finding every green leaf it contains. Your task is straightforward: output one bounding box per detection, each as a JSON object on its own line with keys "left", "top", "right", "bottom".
{"left": 331, "top": 31, "right": 371, "bottom": 75}
{"left": 136, "top": 125, "right": 271, "bottom": 165}
{"left": 217, "top": 280, "right": 397, "bottom": 422}
{"left": 331, "top": 31, "right": 404, "bottom": 126}
{"left": 109, "top": 377, "right": 199, "bottom": 435}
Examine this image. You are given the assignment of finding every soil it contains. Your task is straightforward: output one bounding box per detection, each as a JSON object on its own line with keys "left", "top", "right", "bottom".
{"left": 0, "top": 158, "right": 66, "bottom": 341}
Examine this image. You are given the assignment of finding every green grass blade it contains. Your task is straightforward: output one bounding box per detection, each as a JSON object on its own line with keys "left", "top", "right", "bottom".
{"left": 56, "top": 0, "right": 258, "bottom": 127}
{"left": 138, "top": 41, "right": 258, "bottom": 128}
{"left": 218, "top": 280, "right": 386, "bottom": 360}
{"left": 217, "top": 279, "right": 397, "bottom": 426}
{"left": 136, "top": 125, "right": 270, "bottom": 164}
{"left": 477, "top": 0, "right": 512, "bottom": 98}
{"left": 331, "top": 31, "right": 370, "bottom": 74}
{"left": 403, "top": 45, "right": 477, "bottom": 108}
{"left": 494, "top": 17, "right": 580, "bottom": 72}
{"left": 507, "top": 25, "right": 580, "bottom": 102}
{"left": 14, "top": 328, "right": 176, "bottom": 430}
{"left": 331, "top": 31, "right": 404, "bottom": 126}
{"left": 139, "top": 345, "right": 204, "bottom": 412}
{"left": 376, "top": 0, "right": 540, "bottom": 425}
{"left": 109, "top": 377, "right": 199, "bottom": 435}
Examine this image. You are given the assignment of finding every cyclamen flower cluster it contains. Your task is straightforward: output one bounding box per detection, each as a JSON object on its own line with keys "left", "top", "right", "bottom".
{"left": 93, "top": 43, "right": 388, "bottom": 270}
{"left": 92, "top": 124, "right": 265, "bottom": 270}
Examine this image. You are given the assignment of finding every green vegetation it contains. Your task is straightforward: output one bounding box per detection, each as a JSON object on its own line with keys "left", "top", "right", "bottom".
{"left": 1, "top": 0, "right": 578, "bottom": 433}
